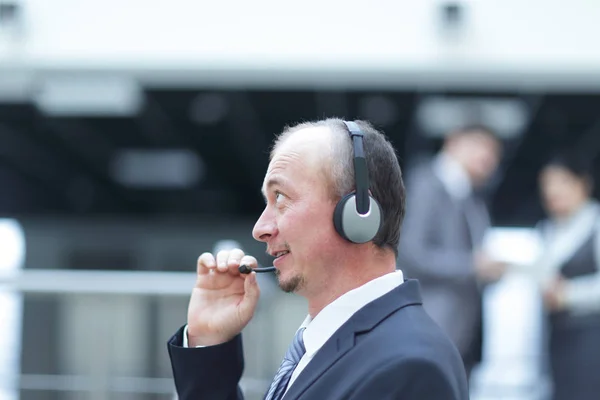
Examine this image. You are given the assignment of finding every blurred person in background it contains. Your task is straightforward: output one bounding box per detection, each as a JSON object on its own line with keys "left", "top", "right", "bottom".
{"left": 397, "top": 125, "right": 507, "bottom": 380}
{"left": 534, "top": 154, "right": 600, "bottom": 400}
{"left": 167, "top": 118, "right": 469, "bottom": 400}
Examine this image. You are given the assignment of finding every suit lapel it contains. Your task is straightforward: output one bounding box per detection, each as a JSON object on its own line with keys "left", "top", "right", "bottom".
{"left": 433, "top": 171, "right": 490, "bottom": 250}
{"left": 433, "top": 176, "right": 474, "bottom": 249}
{"left": 462, "top": 195, "right": 491, "bottom": 248}
{"left": 281, "top": 280, "right": 423, "bottom": 399}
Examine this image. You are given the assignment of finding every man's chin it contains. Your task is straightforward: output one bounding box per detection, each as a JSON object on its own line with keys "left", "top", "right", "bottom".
{"left": 275, "top": 270, "right": 304, "bottom": 293}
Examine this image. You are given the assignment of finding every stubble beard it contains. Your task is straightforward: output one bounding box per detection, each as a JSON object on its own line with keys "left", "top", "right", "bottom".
{"left": 275, "top": 269, "right": 305, "bottom": 293}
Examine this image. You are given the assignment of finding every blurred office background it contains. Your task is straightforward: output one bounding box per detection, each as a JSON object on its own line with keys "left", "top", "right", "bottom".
{"left": 1, "top": 0, "right": 600, "bottom": 399}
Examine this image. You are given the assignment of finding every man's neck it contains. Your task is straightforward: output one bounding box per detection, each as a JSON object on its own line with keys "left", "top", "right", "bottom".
{"left": 305, "top": 253, "right": 397, "bottom": 318}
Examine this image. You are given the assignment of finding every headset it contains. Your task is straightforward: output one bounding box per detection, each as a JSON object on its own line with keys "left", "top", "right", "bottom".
{"left": 240, "top": 120, "right": 383, "bottom": 274}
{"left": 333, "top": 120, "right": 383, "bottom": 244}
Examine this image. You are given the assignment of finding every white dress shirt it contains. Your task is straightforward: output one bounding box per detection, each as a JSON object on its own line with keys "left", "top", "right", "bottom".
{"left": 183, "top": 270, "right": 405, "bottom": 395}
{"left": 432, "top": 153, "right": 472, "bottom": 202}
{"left": 432, "top": 152, "right": 491, "bottom": 247}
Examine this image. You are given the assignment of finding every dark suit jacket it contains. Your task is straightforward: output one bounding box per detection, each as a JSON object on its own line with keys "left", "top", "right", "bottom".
{"left": 167, "top": 279, "right": 469, "bottom": 400}
{"left": 397, "top": 160, "right": 488, "bottom": 364}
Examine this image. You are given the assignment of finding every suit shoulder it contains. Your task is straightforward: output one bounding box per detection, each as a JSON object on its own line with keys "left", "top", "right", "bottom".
{"left": 351, "top": 328, "right": 469, "bottom": 400}
{"left": 361, "top": 304, "right": 463, "bottom": 367}
{"left": 404, "top": 162, "right": 442, "bottom": 193}
{"left": 405, "top": 160, "right": 435, "bottom": 181}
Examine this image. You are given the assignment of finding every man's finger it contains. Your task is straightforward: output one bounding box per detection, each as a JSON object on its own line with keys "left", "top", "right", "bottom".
{"left": 216, "top": 250, "right": 230, "bottom": 272}
{"left": 227, "top": 249, "right": 246, "bottom": 274}
{"left": 239, "top": 255, "right": 259, "bottom": 273}
{"left": 197, "top": 252, "right": 216, "bottom": 275}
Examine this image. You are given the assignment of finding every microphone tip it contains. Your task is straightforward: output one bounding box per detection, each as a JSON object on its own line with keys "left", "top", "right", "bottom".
{"left": 238, "top": 264, "right": 252, "bottom": 274}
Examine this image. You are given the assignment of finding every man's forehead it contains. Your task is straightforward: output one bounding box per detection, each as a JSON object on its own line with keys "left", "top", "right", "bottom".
{"left": 262, "top": 155, "right": 300, "bottom": 192}
{"left": 261, "top": 129, "right": 331, "bottom": 192}
{"left": 277, "top": 126, "right": 332, "bottom": 150}
{"left": 272, "top": 127, "right": 331, "bottom": 162}
{"left": 458, "top": 131, "right": 499, "bottom": 147}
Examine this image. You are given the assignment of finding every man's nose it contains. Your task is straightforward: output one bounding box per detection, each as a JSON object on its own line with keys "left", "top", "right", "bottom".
{"left": 252, "top": 207, "right": 277, "bottom": 242}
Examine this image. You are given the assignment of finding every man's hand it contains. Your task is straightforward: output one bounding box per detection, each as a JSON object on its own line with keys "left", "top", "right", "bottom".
{"left": 543, "top": 276, "right": 567, "bottom": 312}
{"left": 474, "top": 251, "right": 507, "bottom": 283}
{"left": 186, "top": 248, "right": 261, "bottom": 347}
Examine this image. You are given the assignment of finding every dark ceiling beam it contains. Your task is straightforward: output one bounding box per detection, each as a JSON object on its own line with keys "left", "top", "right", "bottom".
{"left": 129, "top": 92, "right": 235, "bottom": 214}
{"left": 133, "top": 93, "right": 189, "bottom": 148}
{"left": 0, "top": 122, "right": 77, "bottom": 203}
{"left": 487, "top": 94, "right": 545, "bottom": 198}
{"left": 174, "top": 91, "right": 271, "bottom": 214}
{"left": 314, "top": 91, "right": 349, "bottom": 119}
{"left": 35, "top": 118, "right": 148, "bottom": 212}
{"left": 400, "top": 92, "right": 434, "bottom": 171}
{"left": 0, "top": 161, "right": 67, "bottom": 213}
{"left": 570, "top": 118, "right": 600, "bottom": 161}
{"left": 484, "top": 94, "right": 548, "bottom": 226}
{"left": 223, "top": 92, "right": 270, "bottom": 186}
{"left": 39, "top": 118, "right": 115, "bottom": 174}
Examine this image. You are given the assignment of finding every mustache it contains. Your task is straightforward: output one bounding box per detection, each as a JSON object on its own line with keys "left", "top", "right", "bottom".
{"left": 266, "top": 242, "right": 291, "bottom": 256}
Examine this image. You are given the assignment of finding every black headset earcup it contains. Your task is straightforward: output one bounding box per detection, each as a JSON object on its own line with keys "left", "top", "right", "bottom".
{"left": 333, "top": 193, "right": 383, "bottom": 244}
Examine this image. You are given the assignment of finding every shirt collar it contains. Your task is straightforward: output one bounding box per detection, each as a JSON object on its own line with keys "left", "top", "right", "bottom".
{"left": 298, "top": 270, "right": 404, "bottom": 358}
{"left": 432, "top": 152, "right": 472, "bottom": 200}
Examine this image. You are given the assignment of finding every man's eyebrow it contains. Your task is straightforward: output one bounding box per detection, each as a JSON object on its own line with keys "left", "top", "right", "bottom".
{"left": 261, "top": 176, "right": 285, "bottom": 200}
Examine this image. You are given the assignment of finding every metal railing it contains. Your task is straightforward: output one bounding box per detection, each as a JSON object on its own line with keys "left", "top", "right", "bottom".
{"left": 0, "top": 269, "right": 196, "bottom": 296}
{"left": 0, "top": 268, "right": 274, "bottom": 399}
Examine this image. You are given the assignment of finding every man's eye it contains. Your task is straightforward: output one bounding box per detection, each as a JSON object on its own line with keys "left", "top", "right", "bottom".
{"left": 275, "top": 192, "right": 284, "bottom": 202}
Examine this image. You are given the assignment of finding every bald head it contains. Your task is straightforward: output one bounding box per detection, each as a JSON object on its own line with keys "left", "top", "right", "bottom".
{"left": 271, "top": 125, "right": 342, "bottom": 201}
{"left": 271, "top": 122, "right": 353, "bottom": 201}
{"left": 272, "top": 126, "right": 332, "bottom": 164}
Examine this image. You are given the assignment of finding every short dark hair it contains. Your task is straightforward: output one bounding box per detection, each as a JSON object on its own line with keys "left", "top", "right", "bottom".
{"left": 272, "top": 118, "right": 406, "bottom": 257}
{"left": 448, "top": 124, "right": 500, "bottom": 141}
{"left": 544, "top": 152, "right": 594, "bottom": 183}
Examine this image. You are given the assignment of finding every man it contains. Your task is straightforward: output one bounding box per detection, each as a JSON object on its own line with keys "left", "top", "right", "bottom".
{"left": 167, "top": 118, "right": 469, "bottom": 399}
{"left": 397, "top": 125, "right": 506, "bottom": 379}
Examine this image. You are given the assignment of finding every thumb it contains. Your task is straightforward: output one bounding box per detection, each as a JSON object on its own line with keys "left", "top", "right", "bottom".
{"left": 240, "top": 272, "right": 260, "bottom": 316}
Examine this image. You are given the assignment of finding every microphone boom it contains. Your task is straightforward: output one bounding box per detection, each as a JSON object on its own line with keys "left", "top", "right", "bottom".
{"left": 238, "top": 265, "right": 276, "bottom": 274}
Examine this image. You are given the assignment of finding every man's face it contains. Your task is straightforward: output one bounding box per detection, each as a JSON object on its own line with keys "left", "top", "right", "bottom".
{"left": 252, "top": 127, "right": 344, "bottom": 295}
{"left": 452, "top": 132, "right": 501, "bottom": 186}
{"left": 539, "top": 166, "right": 590, "bottom": 217}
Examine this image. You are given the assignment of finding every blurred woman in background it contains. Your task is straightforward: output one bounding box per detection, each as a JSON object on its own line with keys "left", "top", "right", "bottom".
{"left": 535, "top": 155, "right": 600, "bottom": 400}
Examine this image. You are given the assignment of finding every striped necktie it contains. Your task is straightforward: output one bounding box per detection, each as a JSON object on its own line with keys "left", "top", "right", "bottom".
{"left": 264, "top": 327, "right": 306, "bottom": 400}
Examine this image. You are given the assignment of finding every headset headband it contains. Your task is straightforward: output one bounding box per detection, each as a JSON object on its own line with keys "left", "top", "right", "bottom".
{"left": 343, "top": 121, "right": 370, "bottom": 215}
